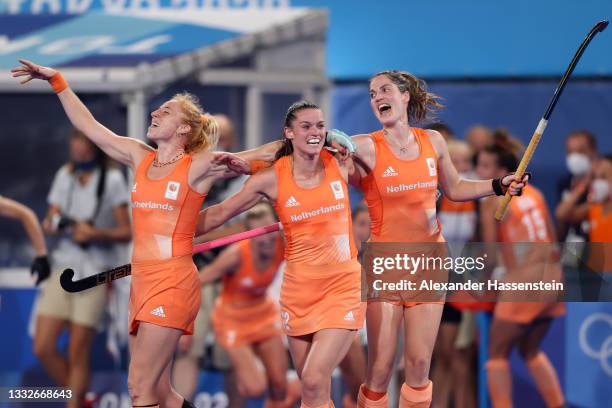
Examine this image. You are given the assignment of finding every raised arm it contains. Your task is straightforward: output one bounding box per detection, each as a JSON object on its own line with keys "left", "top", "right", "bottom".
{"left": 236, "top": 140, "right": 283, "bottom": 164}
{"left": 431, "top": 130, "right": 526, "bottom": 201}
{"left": 0, "top": 196, "right": 51, "bottom": 285}
{"left": 0, "top": 196, "right": 47, "bottom": 257}
{"left": 196, "top": 169, "right": 276, "bottom": 235}
{"left": 198, "top": 244, "right": 241, "bottom": 285}
{"left": 11, "top": 60, "right": 152, "bottom": 168}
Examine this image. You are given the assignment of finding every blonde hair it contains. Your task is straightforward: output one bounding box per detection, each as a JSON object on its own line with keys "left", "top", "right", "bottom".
{"left": 171, "top": 92, "right": 219, "bottom": 153}
{"left": 371, "top": 70, "right": 444, "bottom": 124}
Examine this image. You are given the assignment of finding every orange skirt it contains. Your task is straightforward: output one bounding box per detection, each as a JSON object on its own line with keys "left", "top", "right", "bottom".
{"left": 129, "top": 255, "right": 201, "bottom": 335}
{"left": 280, "top": 259, "right": 366, "bottom": 337}
{"left": 494, "top": 302, "right": 565, "bottom": 324}
{"left": 212, "top": 296, "right": 281, "bottom": 349}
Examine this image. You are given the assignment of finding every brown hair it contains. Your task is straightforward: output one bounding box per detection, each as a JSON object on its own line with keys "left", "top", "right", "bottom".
{"left": 69, "top": 129, "right": 108, "bottom": 172}
{"left": 567, "top": 129, "right": 598, "bottom": 151}
{"left": 172, "top": 92, "right": 219, "bottom": 153}
{"left": 482, "top": 128, "right": 524, "bottom": 172}
{"left": 274, "top": 100, "right": 321, "bottom": 161}
{"left": 370, "top": 70, "right": 444, "bottom": 124}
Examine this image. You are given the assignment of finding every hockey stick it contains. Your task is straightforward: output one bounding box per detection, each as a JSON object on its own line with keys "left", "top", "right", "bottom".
{"left": 60, "top": 222, "right": 281, "bottom": 293}
{"left": 495, "top": 19, "right": 608, "bottom": 221}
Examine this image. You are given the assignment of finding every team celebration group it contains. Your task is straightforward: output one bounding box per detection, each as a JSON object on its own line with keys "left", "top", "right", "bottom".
{"left": 3, "top": 58, "right": 610, "bottom": 408}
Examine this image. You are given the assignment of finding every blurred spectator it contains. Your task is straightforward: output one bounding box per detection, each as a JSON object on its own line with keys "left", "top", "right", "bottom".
{"left": 425, "top": 122, "right": 455, "bottom": 141}
{"left": 465, "top": 125, "right": 493, "bottom": 154}
{"left": 0, "top": 196, "right": 50, "bottom": 285}
{"left": 556, "top": 155, "right": 612, "bottom": 299}
{"left": 555, "top": 130, "right": 599, "bottom": 243}
{"left": 32, "top": 130, "right": 131, "bottom": 408}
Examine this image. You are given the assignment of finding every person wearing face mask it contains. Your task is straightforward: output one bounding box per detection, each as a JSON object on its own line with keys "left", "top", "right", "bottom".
{"left": 32, "top": 130, "right": 132, "bottom": 408}
{"left": 555, "top": 130, "right": 599, "bottom": 243}
{"left": 556, "top": 155, "right": 612, "bottom": 299}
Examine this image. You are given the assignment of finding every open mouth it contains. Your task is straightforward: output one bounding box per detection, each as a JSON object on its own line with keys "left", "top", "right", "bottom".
{"left": 307, "top": 137, "right": 321, "bottom": 145}
{"left": 378, "top": 103, "right": 391, "bottom": 114}
{"left": 150, "top": 122, "right": 160, "bottom": 128}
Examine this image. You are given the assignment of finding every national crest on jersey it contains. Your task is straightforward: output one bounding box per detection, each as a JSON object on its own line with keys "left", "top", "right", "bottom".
{"left": 273, "top": 150, "right": 356, "bottom": 266}
{"left": 360, "top": 128, "right": 442, "bottom": 242}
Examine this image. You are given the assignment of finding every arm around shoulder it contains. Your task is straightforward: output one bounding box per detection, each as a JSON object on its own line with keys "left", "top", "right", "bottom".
{"left": 196, "top": 169, "right": 276, "bottom": 235}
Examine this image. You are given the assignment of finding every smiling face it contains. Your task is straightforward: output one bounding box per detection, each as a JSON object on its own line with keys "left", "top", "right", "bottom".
{"left": 369, "top": 74, "right": 410, "bottom": 127}
{"left": 147, "top": 100, "right": 190, "bottom": 144}
{"left": 284, "top": 108, "right": 326, "bottom": 157}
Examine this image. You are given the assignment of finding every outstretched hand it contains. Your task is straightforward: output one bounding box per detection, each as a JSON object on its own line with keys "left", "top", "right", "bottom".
{"left": 211, "top": 152, "right": 251, "bottom": 177}
{"left": 11, "top": 59, "right": 57, "bottom": 84}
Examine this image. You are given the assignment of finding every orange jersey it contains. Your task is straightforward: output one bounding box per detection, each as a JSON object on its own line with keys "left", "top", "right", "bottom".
{"left": 272, "top": 150, "right": 364, "bottom": 336}
{"left": 272, "top": 150, "right": 356, "bottom": 267}
{"left": 131, "top": 153, "right": 205, "bottom": 262}
{"left": 499, "top": 185, "right": 552, "bottom": 244}
{"left": 360, "top": 128, "right": 442, "bottom": 243}
{"left": 587, "top": 204, "right": 612, "bottom": 272}
{"left": 212, "top": 236, "right": 284, "bottom": 348}
{"left": 439, "top": 198, "right": 477, "bottom": 244}
{"left": 221, "top": 236, "right": 284, "bottom": 304}
{"left": 495, "top": 185, "right": 564, "bottom": 322}
{"left": 588, "top": 204, "right": 612, "bottom": 242}
{"left": 498, "top": 185, "right": 556, "bottom": 268}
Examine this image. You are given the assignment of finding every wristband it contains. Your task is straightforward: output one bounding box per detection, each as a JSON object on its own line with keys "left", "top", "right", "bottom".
{"left": 49, "top": 72, "right": 68, "bottom": 94}
{"left": 492, "top": 178, "right": 504, "bottom": 196}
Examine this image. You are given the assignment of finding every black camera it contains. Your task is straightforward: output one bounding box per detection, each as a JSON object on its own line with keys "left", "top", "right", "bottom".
{"left": 51, "top": 214, "right": 93, "bottom": 249}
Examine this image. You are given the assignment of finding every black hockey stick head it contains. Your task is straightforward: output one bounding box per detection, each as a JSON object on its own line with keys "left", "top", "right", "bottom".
{"left": 595, "top": 20, "right": 609, "bottom": 32}
{"left": 60, "top": 268, "right": 82, "bottom": 293}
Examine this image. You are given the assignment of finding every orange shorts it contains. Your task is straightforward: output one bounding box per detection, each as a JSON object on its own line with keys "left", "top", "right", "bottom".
{"left": 212, "top": 296, "right": 281, "bottom": 349}
{"left": 129, "top": 255, "right": 201, "bottom": 335}
{"left": 494, "top": 302, "right": 566, "bottom": 324}
{"left": 280, "top": 259, "right": 366, "bottom": 337}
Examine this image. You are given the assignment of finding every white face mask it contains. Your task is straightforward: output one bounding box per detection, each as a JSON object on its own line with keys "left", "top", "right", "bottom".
{"left": 566, "top": 153, "right": 591, "bottom": 176}
{"left": 590, "top": 179, "right": 611, "bottom": 203}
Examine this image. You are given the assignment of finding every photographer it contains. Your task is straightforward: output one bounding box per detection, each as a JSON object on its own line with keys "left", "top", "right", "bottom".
{"left": 32, "top": 130, "right": 131, "bottom": 408}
